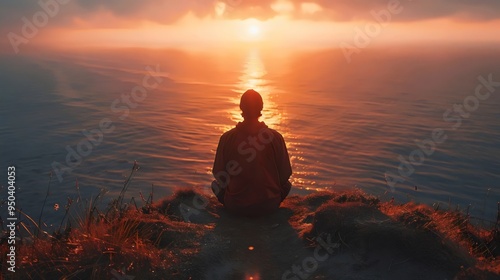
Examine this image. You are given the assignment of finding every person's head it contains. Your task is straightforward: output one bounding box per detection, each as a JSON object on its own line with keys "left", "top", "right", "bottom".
{"left": 240, "top": 89, "right": 263, "bottom": 120}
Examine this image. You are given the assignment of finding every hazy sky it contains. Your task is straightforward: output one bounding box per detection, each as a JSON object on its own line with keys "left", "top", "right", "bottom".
{"left": 1, "top": 0, "right": 500, "bottom": 52}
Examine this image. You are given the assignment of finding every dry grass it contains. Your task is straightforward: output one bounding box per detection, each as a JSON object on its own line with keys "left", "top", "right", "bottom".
{"left": 1, "top": 173, "right": 498, "bottom": 279}
{"left": 0, "top": 163, "right": 174, "bottom": 279}
{"left": 296, "top": 190, "right": 499, "bottom": 278}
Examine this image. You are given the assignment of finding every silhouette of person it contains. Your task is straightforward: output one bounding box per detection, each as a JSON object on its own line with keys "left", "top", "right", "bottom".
{"left": 212, "top": 89, "right": 292, "bottom": 217}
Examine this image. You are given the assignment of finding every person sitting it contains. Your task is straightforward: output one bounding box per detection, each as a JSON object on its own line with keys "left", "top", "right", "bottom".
{"left": 211, "top": 89, "right": 292, "bottom": 217}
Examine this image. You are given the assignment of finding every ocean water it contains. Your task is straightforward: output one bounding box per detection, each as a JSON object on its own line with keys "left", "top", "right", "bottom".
{"left": 1, "top": 45, "right": 499, "bottom": 227}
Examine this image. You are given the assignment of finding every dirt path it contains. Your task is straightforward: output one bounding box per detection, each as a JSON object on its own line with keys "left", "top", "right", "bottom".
{"left": 192, "top": 208, "right": 315, "bottom": 280}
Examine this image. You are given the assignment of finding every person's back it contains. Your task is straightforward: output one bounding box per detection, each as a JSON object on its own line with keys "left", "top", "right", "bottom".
{"left": 212, "top": 89, "right": 292, "bottom": 217}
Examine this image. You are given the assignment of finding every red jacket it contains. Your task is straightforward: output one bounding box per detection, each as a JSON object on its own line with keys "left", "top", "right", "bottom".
{"left": 212, "top": 121, "right": 292, "bottom": 215}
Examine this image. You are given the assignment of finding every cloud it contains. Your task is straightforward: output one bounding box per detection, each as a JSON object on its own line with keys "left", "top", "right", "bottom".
{"left": 220, "top": 0, "right": 500, "bottom": 22}
{"left": 1, "top": 0, "right": 500, "bottom": 32}
{"left": 0, "top": 0, "right": 207, "bottom": 32}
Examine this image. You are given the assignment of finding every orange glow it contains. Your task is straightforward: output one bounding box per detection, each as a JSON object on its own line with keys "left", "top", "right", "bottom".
{"left": 245, "top": 273, "right": 260, "bottom": 280}
{"left": 241, "top": 19, "right": 264, "bottom": 42}
{"left": 226, "top": 50, "right": 283, "bottom": 132}
{"left": 33, "top": 11, "right": 500, "bottom": 52}
{"left": 248, "top": 25, "right": 260, "bottom": 37}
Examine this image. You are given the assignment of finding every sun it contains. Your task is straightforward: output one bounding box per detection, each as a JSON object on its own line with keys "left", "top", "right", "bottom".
{"left": 243, "top": 18, "right": 264, "bottom": 41}
{"left": 248, "top": 25, "right": 261, "bottom": 36}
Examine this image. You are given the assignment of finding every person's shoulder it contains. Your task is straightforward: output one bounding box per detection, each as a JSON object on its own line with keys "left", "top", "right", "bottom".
{"left": 220, "top": 127, "right": 238, "bottom": 139}
{"left": 266, "top": 127, "right": 286, "bottom": 142}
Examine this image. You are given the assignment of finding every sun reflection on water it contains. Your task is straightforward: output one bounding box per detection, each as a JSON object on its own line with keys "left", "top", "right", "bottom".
{"left": 222, "top": 50, "right": 321, "bottom": 191}
{"left": 229, "top": 49, "right": 283, "bottom": 129}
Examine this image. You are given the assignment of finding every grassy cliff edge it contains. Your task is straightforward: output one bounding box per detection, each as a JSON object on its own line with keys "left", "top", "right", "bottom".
{"left": 2, "top": 188, "right": 499, "bottom": 279}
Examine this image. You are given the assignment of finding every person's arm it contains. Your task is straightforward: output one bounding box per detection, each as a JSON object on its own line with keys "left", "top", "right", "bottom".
{"left": 212, "top": 135, "right": 226, "bottom": 179}
{"left": 280, "top": 180, "right": 292, "bottom": 202}
{"left": 274, "top": 132, "right": 292, "bottom": 201}
{"left": 212, "top": 135, "right": 227, "bottom": 203}
{"left": 211, "top": 180, "right": 225, "bottom": 204}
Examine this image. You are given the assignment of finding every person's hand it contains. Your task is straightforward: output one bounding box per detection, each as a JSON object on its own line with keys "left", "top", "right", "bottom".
{"left": 211, "top": 180, "right": 220, "bottom": 193}
{"left": 280, "top": 181, "right": 292, "bottom": 201}
{"left": 211, "top": 180, "right": 225, "bottom": 204}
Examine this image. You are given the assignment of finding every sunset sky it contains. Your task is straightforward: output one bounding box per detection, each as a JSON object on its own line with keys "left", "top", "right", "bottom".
{"left": 1, "top": 0, "right": 500, "bottom": 52}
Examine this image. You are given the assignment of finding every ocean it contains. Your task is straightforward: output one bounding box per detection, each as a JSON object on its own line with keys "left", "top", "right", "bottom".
{"left": 1, "top": 44, "right": 499, "bottom": 227}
